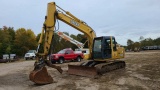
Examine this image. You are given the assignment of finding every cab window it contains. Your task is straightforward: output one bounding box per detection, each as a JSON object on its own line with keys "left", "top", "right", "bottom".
{"left": 65, "top": 50, "right": 71, "bottom": 54}
{"left": 112, "top": 38, "right": 117, "bottom": 51}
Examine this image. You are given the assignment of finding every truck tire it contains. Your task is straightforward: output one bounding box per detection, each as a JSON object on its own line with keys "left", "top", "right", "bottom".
{"left": 76, "top": 57, "right": 81, "bottom": 62}
{"left": 58, "top": 58, "right": 64, "bottom": 64}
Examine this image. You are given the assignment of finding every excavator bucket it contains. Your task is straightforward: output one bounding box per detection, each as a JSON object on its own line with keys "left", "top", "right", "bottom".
{"left": 68, "top": 65, "right": 98, "bottom": 78}
{"left": 29, "top": 67, "right": 53, "bottom": 85}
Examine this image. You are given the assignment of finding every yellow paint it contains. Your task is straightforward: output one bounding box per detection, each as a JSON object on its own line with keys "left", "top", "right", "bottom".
{"left": 38, "top": 2, "right": 124, "bottom": 61}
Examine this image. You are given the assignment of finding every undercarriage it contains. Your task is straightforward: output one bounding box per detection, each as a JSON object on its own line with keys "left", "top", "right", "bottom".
{"left": 68, "top": 60, "right": 126, "bottom": 78}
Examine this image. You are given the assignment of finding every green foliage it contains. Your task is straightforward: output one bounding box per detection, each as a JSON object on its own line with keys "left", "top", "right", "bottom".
{"left": 36, "top": 33, "right": 44, "bottom": 53}
{"left": 127, "top": 39, "right": 134, "bottom": 50}
{"left": 0, "top": 26, "right": 15, "bottom": 57}
{"left": 36, "top": 32, "right": 88, "bottom": 54}
{"left": 6, "top": 45, "right": 11, "bottom": 54}
{"left": 0, "top": 26, "right": 100, "bottom": 58}
{"left": 140, "top": 38, "right": 154, "bottom": 47}
{"left": 127, "top": 36, "right": 160, "bottom": 51}
{"left": 154, "top": 37, "right": 160, "bottom": 45}
{"left": 14, "top": 28, "right": 37, "bottom": 56}
{"left": 0, "top": 26, "right": 99, "bottom": 58}
{"left": 77, "top": 34, "right": 88, "bottom": 48}
{"left": 1, "top": 26, "right": 160, "bottom": 57}
{"left": 51, "top": 32, "right": 73, "bottom": 53}
{"left": 70, "top": 34, "right": 79, "bottom": 50}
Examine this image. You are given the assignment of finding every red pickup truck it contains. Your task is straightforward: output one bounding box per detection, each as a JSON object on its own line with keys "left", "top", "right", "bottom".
{"left": 51, "top": 48, "right": 84, "bottom": 64}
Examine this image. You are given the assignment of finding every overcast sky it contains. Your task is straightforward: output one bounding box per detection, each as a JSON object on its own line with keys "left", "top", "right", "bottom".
{"left": 0, "top": 0, "right": 160, "bottom": 45}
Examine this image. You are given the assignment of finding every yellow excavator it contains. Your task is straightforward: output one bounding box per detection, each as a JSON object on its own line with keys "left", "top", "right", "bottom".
{"left": 29, "top": 2, "right": 125, "bottom": 85}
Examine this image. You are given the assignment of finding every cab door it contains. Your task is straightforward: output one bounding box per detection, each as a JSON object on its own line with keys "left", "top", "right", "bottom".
{"left": 92, "top": 36, "right": 112, "bottom": 59}
{"left": 92, "top": 37, "right": 103, "bottom": 59}
{"left": 102, "top": 37, "right": 112, "bottom": 59}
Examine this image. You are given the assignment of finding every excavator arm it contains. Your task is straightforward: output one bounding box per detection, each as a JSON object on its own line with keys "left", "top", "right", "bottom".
{"left": 29, "top": 2, "right": 96, "bottom": 85}
{"left": 55, "top": 3, "right": 96, "bottom": 57}
{"left": 37, "top": 2, "right": 95, "bottom": 59}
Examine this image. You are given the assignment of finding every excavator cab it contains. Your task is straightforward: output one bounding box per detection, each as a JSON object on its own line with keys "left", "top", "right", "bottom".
{"left": 68, "top": 36, "right": 125, "bottom": 77}
{"left": 92, "top": 36, "right": 113, "bottom": 59}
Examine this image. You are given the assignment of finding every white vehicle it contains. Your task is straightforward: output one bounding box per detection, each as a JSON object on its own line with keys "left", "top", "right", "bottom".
{"left": 75, "top": 48, "right": 89, "bottom": 59}
{"left": 24, "top": 50, "right": 36, "bottom": 60}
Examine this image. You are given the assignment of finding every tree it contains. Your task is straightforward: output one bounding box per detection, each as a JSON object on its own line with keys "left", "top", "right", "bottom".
{"left": 0, "top": 26, "right": 15, "bottom": 57}
{"left": 77, "top": 34, "right": 88, "bottom": 48}
{"left": 14, "top": 28, "right": 37, "bottom": 56}
{"left": 70, "top": 34, "right": 79, "bottom": 50}
{"left": 154, "top": 37, "right": 160, "bottom": 45}
{"left": 127, "top": 39, "right": 134, "bottom": 50}
{"left": 141, "top": 38, "right": 154, "bottom": 46}
{"left": 133, "top": 42, "right": 140, "bottom": 51}
{"left": 36, "top": 33, "right": 44, "bottom": 53}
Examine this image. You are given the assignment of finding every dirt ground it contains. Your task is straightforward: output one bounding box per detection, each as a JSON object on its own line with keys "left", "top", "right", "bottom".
{"left": 0, "top": 50, "right": 160, "bottom": 90}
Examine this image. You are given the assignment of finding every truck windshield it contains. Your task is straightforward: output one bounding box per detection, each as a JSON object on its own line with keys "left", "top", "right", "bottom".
{"left": 57, "top": 50, "right": 65, "bottom": 54}
{"left": 28, "top": 50, "right": 35, "bottom": 53}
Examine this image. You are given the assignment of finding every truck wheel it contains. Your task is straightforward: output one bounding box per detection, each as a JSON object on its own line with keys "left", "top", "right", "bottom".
{"left": 76, "top": 57, "right": 81, "bottom": 62}
{"left": 25, "top": 58, "right": 28, "bottom": 60}
{"left": 58, "top": 58, "right": 64, "bottom": 64}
